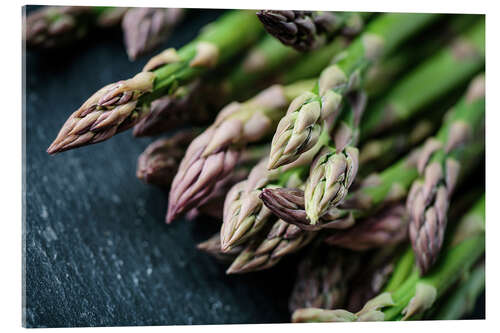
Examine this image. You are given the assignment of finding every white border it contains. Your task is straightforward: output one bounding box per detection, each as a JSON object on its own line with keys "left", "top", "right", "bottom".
{"left": 2, "top": 0, "right": 499, "bottom": 332}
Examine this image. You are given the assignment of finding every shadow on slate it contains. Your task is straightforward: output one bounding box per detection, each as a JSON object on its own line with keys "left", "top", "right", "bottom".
{"left": 23, "top": 6, "right": 296, "bottom": 327}
{"left": 22, "top": 6, "right": 485, "bottom": 327}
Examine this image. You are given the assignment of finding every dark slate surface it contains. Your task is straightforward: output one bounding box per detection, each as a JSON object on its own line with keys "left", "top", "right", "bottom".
{"left": 23, "top": 7, "right": 298, "bottom": 328}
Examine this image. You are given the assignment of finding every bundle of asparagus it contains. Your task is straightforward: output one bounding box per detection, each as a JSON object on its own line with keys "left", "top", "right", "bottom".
{"left": 44, "top": 8, "right": 486, "bottom": 322}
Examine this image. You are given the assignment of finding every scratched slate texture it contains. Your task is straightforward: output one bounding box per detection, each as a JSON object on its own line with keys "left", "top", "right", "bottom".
{"left": 23, "top": 6, "right": 297, "bottom": 328}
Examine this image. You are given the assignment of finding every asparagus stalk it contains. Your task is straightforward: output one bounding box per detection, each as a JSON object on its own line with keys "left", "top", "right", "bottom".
{"left": 358, "top": 118, "right": 436, "bottom": 175}
{"left": 47, "top": 10, "right": 263, "bottom": 154}
{"left": 289, "top": 248, "right": 361, "bottom": 312}
{"left": 360, "top": 18, "right": 485, "bottom": 139}
{"left": 197, "top": 233, "right": 243, "bottom": 262}
{"left": 267, "top": 13, "right": 438, "bottom": 170}
{"left": 132, "top": 79, "right": 215, "bottom": 136}
{"left": 433, "top": 261, "right": 484, "bottom": 320}
{"left": 346, "top": 246, "right": 399, "bottom": 312}
{"left": 303, "top": 92, "right": 365, "bottom": 223}
{"left": 226, "top": 219, "right": 316, "bottom": 274}
{"left": 136, "top": 129, "right": 199, "bottom": 187}
{"left": 122, "top": 8, "right": 185, "bottom": 60}
{"left": 363, "top": 14, "right": 481, "bottom": 98}
{"left": 291, "top": 195, "right": 485, "bottom": 322}
{"left": 25, "top": 6, "right": 128, "bottom": 49}
{"left": 406, "top": 74, "right": 485, "bottom": 274}
{"left": 324, "top": 204, "right": 408, "bottom": 251}
{"left": 220, "top": 157, "right": 312, "bottom": 250}
{"left": 256, "top": 11, "right": 370, "bottom": 51}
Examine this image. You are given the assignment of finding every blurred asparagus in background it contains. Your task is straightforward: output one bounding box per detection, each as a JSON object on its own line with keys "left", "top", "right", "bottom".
{"left": 289, "top": 248, "right": 362, "bottom": 312}
{"left": 136, "top": 129, "right": 199, "bottom": 187}
{"left": 25, "top": 6, "right": 128, "bottom": 49}
{"left": 122, "top": 7, "right": 185, "bottom": 60}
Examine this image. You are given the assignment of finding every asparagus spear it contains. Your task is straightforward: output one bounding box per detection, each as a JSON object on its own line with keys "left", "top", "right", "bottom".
{"left": 226, "top": 219, "right": 315, "bottom": 274}
{"left": 363, "top": 14, "right": 481, "bottom": 98}
{"left": 406, "top": 74, "right": 485, "bottom": 274}
{"left": 132, "top": 80, "right": 215, "bottom": 136}
{"left": 291, "top": 195, "right": 485, "bottom": 322}
{"left": 267, "top": 13, "right": 438, "bottom": 170}
{"left": 220, "top": 158, "right": 312, "bottom": 250}
{"left": 360, "top": 18, "right": 485, "bottom": 139}
{"left": 289, "top": 248, "right": 361, "bottom": 312}
{"left": 358, "top": 118, "right": 436, "bottom": 175}
{"left": 122, "top": 7, "right": 184, "bottom": 60}
{"left": 346, "top": 246, "right": 399, "bottom": 312}
{"left": 25, "top": 6, "right": 128, "bottom": 49}
{"left": 324, "top": 204, "right": 408, "bottom": 251}
{"left": 136, "top": 129, "right": 198, "bottom": 187}
{"left": 197, "top": 233, "right": 243, "bottom": 262}
{"left": 302, "top": 92, "right": 365, "bottom": 223}
{"left": 433, "top": 261, "right": 484, "bottom": 320}
{"left": 47, "top": 10, "right": 263, "bottom": 154}
{"left": 256, "top": 11, "right": 369, "bottom": 51}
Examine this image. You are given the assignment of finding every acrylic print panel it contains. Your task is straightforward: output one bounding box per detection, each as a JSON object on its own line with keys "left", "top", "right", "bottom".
{"left": 23, "top": 5, "right": 485, "bottom": 327}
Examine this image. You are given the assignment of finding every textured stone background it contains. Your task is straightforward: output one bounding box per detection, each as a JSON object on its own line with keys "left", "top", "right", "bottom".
{"left": 23, "top": 6, "right": 484, "bottom": 328}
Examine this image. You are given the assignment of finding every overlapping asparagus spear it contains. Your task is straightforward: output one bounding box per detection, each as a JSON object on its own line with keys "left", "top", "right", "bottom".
{"left": 136, "top": 129, "right": 198, "bottom": 187}
{"left": 261, "top": 122, "right": 483, "bottom": 232}
{"left": 433, "top": 261, "right": 484, "bottom": 320}
{"left": 47, "top": 10, "right": 263, "bottom": 154}
{"left": 197, "top": 233, "right": 243, "bottom": 262}
{"left": 226, "top": 219, "right": 315, "bottom": 274}
{"left": 289, "top": 248, "right": 361, "bottom": 312}
{"left": 267, "top": 13, "right": 438, "bottom": 171}
{"left": 122, "top": 8, "right": 184, "bottom": 60}
{"left": 220, "top": 158, "right": 313, "bottom": 250}
{"left": 406, "top": 74, "right": 485, "bottom": 274}
{"left": 324, "top": 204, "right": 408, "bottom": 251}
{"left": 256, "top": 11, "right": 369, "bottom": 51}
{"left": 291, "top": 195, "right": 485, "bottom": 322}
